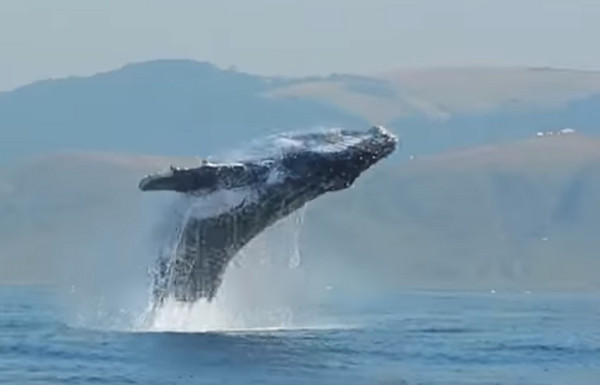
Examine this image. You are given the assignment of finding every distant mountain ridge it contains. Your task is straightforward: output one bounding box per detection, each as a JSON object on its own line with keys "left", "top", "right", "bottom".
{"left": 1, "top": 133, "right": 599, "bottom": 290}
{"left": 0, "top": 59, "right": 367, "bottom": 163}
{"left": 3, "top": 59, "right": 600, "bottom": 163}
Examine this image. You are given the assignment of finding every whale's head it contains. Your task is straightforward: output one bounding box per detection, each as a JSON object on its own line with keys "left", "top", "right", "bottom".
{"left": 139, "top": 126, "right": 398, "bottom": 195}
{"left": 274, "top": 125, "right": 398, "bottom": 192}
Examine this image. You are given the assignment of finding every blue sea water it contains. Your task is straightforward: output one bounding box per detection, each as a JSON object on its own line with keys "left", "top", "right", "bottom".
{"left": 1, "top": 286, "right": 599, "bottom": 385}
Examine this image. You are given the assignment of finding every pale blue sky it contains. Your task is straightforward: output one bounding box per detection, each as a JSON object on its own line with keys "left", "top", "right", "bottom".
{"left": 0, "top": 0, "right": 599, "bottom": 91}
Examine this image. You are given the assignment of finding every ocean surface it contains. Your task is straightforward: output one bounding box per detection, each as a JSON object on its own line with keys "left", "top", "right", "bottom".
{"left": 1, "top": 286, "right": 599, "bottom": 385}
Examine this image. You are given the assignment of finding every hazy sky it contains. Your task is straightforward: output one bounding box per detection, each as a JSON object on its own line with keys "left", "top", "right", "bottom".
{"left": 1, "top": 0, "right": 599, "bottom": 91}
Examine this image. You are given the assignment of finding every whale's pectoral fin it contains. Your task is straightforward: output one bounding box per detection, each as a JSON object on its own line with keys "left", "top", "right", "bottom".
{"left": 139, "top": 165, "right": 220, "bottom": 193}
{"left": 139, "top": 163, "right": 260, "bottom": 194}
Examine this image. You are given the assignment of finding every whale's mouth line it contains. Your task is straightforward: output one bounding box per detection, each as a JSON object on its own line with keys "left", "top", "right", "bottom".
{"left": 140, "top": 126, "right": 398, "bottom": 304}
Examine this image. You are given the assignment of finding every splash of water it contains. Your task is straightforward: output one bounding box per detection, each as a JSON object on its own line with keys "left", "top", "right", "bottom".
{"left": 137, "top": 297, "right": 295, "bottom": 333}
{"left": 132, "top": 198, "right": 319, "bottom": 333}
{"left": 146, "top": 186, "right": 259, "bottom": 304}
{"left": 134, "top": 131, "right": 322, "bottom": 331}
{"left": 61, "top": 126, "right": 359, "bottom": 333}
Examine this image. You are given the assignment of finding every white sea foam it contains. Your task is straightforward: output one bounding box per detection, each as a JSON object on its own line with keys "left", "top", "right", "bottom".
{"left": 139, "top": 297, "right": 294, "bottom": 333}
{"left": 136, "top": 287, "right": 356, "bottom": 334}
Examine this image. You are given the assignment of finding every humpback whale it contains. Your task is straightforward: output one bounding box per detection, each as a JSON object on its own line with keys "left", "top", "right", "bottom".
{"left": 139, "top": 125, "right": 398, "bottom": 303}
